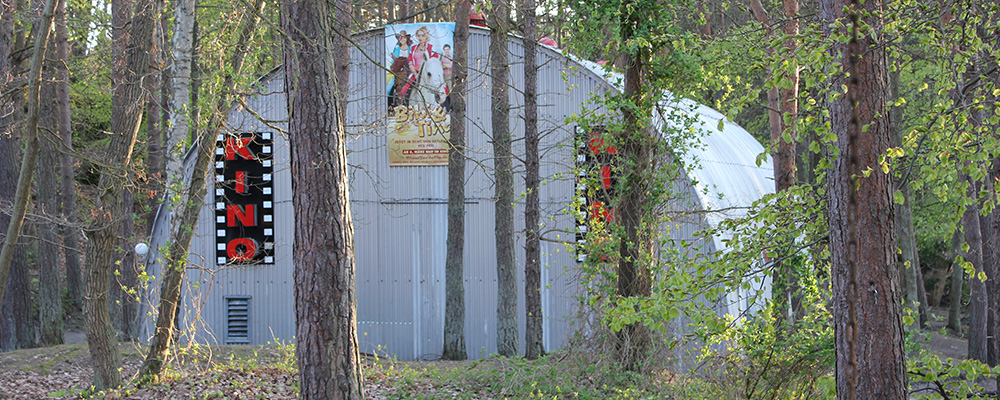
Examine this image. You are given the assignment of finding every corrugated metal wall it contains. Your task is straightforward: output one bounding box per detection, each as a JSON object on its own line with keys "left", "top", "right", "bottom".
{"left": 340, "top": 28, "right": 627, "bottom": 359}
{"left": 143, "top": 25, "right": 767, "bottom": 360}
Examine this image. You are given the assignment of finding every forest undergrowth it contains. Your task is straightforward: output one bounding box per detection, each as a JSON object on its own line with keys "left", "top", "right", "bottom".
{"left": 0, "top": 312, "right": 991, "bottom": 400}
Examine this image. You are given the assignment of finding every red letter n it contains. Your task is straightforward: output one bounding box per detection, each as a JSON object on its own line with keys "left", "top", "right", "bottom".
{"left": 227, "top": 204, "right": 257, "bottom": 227}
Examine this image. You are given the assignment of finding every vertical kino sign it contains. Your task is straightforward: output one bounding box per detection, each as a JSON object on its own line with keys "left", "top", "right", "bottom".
{"left": 215, "top": 132, "right": 274, "bottom": 265}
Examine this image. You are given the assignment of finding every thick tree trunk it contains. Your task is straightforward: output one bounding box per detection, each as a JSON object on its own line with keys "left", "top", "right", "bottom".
{"left": 1, "top": 132, "right": 33, "bottom": 352}
{"left": 0, "top": 0, "right": 34, "bottom": 351}
{"left": 0, "top": 0, "right": 55, "bottom": 307}
{"left": 819, "top": 0, "right": 906, "bottom": 397}
{"left": 283, "top": 0, "right": 365, "bottom": 398}
{"left": 522, "top": 0, "right": 544, "bottom": 360}
{"left": 85, "top": 0, "right": 155, "bottom": 389}
{"left": 443, "top": 0, "right": 469, "bottom": 361}
{"left": 489, "top": 1, "right": 517, "bottom": 357}
{"left": 37, "top": 0, "right": 65, "bottom": 346}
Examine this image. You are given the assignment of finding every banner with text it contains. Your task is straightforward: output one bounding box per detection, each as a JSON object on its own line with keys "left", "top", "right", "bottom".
{"left": 385, "top": 22, "right": 455, "bottom": 166}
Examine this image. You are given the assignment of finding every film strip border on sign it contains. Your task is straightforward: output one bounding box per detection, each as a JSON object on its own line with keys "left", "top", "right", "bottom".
{"left": 574, "top": 126, "right": 618, "bottom": 263}
{"left": 214, "top": 132, "right": 275, "bottom": 265}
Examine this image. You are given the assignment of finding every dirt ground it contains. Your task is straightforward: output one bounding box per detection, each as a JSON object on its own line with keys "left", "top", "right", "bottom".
{"left": 0, "top": 309, "right": 987, "bottom": 399}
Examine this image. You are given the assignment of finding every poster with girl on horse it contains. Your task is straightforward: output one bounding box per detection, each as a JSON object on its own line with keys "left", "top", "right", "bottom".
{"left": 385, "top": 23, "right": 454, "bottom": 166}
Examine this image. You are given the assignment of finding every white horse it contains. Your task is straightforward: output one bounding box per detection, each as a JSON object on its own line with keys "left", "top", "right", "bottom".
{"left": 411, "top": 57, "right": 447, "bottom": 110}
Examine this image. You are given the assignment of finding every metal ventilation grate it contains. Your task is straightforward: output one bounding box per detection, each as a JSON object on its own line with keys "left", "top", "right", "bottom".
{"left": 225, "top": 296, "right": 251, "bottom": 344}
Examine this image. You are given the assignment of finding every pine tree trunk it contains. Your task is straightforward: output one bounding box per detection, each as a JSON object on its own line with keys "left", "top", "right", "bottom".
{"left": 0, "top": 0, "right": 34, "bottom": 351}
{"left": 283, "top": 0, "right": 365, "bottom": 397}
{"left": 615, "top": 0, "right": 655, "bottom": 371}
{"left": 522, "top": 0, "right": 544, "bottom": 360}
{"left": 37, "top": 0, "right": 65, "bottom": 345}
{"left": 85, "top": 0, "right": 154, "bottom": 389}
{"left": 819, "top": 0, "right": 906, "bottom": 397}
{"left": 0, "top": 0, "right": 56, "bottom": 307}
{"left": 443, "top": 0, "right": 469, "bottom": 361}
{"left": 489, "top": 1, "right": 517, "bottom": 357}
{"left": 144, "top": 0, "right": 163, "bottom": 232}
{"left": 54, "top": 0, "right": 81, "bottom": 312}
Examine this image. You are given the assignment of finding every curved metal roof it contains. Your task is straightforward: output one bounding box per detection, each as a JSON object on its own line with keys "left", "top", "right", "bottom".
{"left": 571, "top": 57, "right": 775, "bottom": 237}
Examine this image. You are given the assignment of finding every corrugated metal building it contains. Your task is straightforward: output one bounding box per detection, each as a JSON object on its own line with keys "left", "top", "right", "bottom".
{"left": 142, "top": 25, "right": 774, "bottom": 360}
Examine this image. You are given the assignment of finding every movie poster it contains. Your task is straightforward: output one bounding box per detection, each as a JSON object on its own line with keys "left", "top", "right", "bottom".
{"left": 385, "top": 23, "right": 455, "bottom": 166}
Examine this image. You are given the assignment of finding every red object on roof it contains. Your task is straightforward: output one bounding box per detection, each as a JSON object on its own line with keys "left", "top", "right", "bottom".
{"left": 470, "top": 5, "right": 486, "bottom": 27}
{"left": 538, "top": 37, "right": 557, "bottom": 47}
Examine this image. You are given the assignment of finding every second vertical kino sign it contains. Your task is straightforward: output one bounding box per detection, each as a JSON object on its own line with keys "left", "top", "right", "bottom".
{"left": 215, "top": 132, "right": 275, "bottom": 265}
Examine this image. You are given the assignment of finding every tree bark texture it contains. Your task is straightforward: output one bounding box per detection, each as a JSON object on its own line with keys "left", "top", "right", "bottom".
{"left": 962, "top": 175, "right": 987, "bottom": 362}
{"left": 489, "top": 2, "right": 517, "bottom": 358}
{"left": 522, "top": 0, "right": 544, "bottom": 360}
{"left": 53, "top": 0, "right": 81, "bottom": 312}
{"left": 84, "top": 0, "right": 154, "bottom": 389}
{"left": 980, "top": 204, "right": 999, "bottom": 366}
{"left": 139, "top": 0, "right": 265, "bottom": 380}
{"left": 0, "top": 131, "right": 33, "bottom": 352}
{"left": 144, "top": 0, "right": 163, "bottom": 232}
{"left": 0, "top": 6, "right": 34, "bottom": 348}
{"left": 37, "top": 0, "right": 66, "bottom": 345}
{"left": 443, "top": 0, "right": 469, "bottom": 361}
{"left": 0, "top": 0, "right": 55, "bottom": 305}
{"left": 614, "top": 0, "right": 655, "bottom": 371}
{"left": 282, "top": 0, "right": 365, "bottom": 398}
{"left": 948, "top": 226, "right": 964, "bottom": 332}
{"left": 819, "top": 0, "right": 907, "bottom": 398}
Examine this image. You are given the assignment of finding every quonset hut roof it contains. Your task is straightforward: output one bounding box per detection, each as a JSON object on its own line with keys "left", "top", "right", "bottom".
{"left": 569, "top": 56, "right": 775, "bottom": 257}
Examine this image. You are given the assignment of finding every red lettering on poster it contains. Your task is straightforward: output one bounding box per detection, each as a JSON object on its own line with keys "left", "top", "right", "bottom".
{"left": 226, "top": 238, "right": 258, "bottom": 261}
{"left": 225, "top": 137, "right": 254, "bottom": 160}
{"left": 235, "top": 170, "right": 247, "bottom": 193}
{"left": 601, "top": 165, "right": 612, "bottom": 189}
{"left": 588, "top": 135, "right": 618, "bottom": 155}
{"left": 589, "top": 201, "right": 613, "bottom": 222}
{"left": 227, "top": 204, "right": 256, "bottom": 227}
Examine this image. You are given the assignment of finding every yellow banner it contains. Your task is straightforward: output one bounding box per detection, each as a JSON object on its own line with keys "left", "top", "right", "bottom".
{"left": 388, "top": 104, "right": 451, "bottom": 166}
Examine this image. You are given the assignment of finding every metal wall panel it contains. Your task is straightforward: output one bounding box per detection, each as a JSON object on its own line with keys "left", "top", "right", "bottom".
{"left": 142, "top": 25, "right": 772, "bottom": 360}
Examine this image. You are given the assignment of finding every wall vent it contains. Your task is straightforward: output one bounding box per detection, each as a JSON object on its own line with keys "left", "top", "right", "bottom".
{"left": 225, "top": 296, "right": 251, "bottom": 344}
